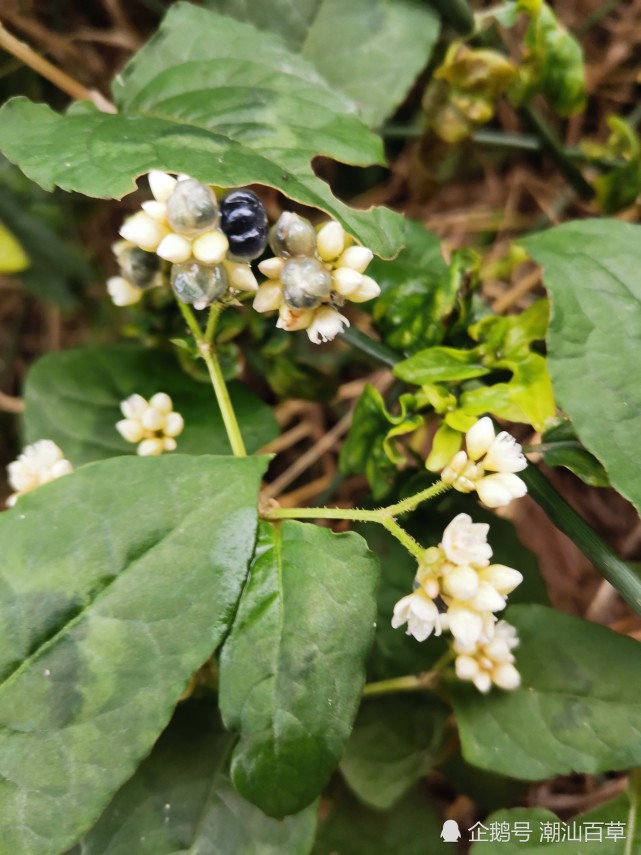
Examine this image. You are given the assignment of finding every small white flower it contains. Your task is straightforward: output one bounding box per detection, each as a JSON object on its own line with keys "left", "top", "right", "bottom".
{"left": 476, "top": 472, "right": 527, "bottom": 508}
{"left": 192, "top": 230, "right": 229, "bottom": 265}
{"left": 440, "top": 513, "right": 492, "bottom": 567}
{"left": 306, "top": 306, "right": 350, "bottom": 344}
{"left": 349, "top": 275, "right": 381, "bottom": 303}
{"left": 332, "top": 267, "right": 363, "bottom": 297}
{"left": 441, "top": 565, "right": 480, "bottom": 601}
{"left": 106, "top": 276, "right": 143, "bottom": 307}
{"left": 479, "top": 564, "right": 523, "bottom": 596}
{"left": 448, "top": 607, "right": 485, "bottom": 647}
{"left": 148, "top": 170, "right": 177, "bottom": 203}
{"left": 316, "top": 221, "right": 346, "bottom": 262}
{"left": 391, "top": 591, "right": 443, "bottom": 642}
{"left": 453, "top": 619, "right": 521, "bottom": 693}
{"left": 225, "top": 261, "right": 258, "bottom": 292}
{"left": 156, "top": 233, "right": 192, "bottom": 264}
{"left": 438, "top": 418, "right": 528, "bottom": 508}
{"left": 338, "top": 245, "right": 373, "bottom": 273}
{"left": 119, "top": 211, "right": 168, "bottom": 252}
{"left": 6, "top": 440, "right": 73, "bottom": 506}
{"left": 277, "top": 304, "right": 314, "bottom": 332}
{"left": 258, "top": 257, "right": 285, "bottom": 279}
{"left": 116, "top": 393, "right": 184, "bottom": 456}
{"left": 253, "top": 281, "right": 284, "bottom": 313}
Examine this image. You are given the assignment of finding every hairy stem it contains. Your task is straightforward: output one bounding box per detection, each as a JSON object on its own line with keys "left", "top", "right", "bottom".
{"left": 177, "top": 301, "right": 247, "bottom": 458}
{"left": 362, "top": 652, "right": 454, "bottom": 697}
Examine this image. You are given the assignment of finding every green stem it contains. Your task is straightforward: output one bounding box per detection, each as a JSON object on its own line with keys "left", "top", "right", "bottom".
{"left": 385, "top": 481, "right": 450, "bottom": 517}
{"left": 381, "top": 517, "right": 426, "bottom": 562}
{"left": 264, "top": 506, "right": 381, "bottom": 523}
{"left": 362, "top": 651, "right": 454, "bottom": 697}
{"left": 522, "top": 466, "right": 641, "bottom": 616}
{"left": 176, "top": 300, "right": 247, "bottom": 458}
{"left": 625, "top": 769, "right": 641, "bottom": 855}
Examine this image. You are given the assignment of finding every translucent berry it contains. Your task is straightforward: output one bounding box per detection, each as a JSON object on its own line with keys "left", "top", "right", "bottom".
{"left": 166, "top": 179, "right": 219, "bottom": 236}
{"left": 118, "top": 246, "right": 161, "bottom": 289}
{"left": 220, "top": 189, "right": 268, "bottom": 261}
{"left": 281, "top": 257, "right": 331, "bottom": 309}
{"left": 170, "top": 261, "right": 228, "bottom": 309}
{"left": 269, "top": 212, "right": 316, "bottom": 258}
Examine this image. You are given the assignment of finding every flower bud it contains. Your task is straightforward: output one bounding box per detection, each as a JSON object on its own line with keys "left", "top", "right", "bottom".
{"left": 338, "top": 245, "right": 373, "bottom": 273}
{"left": 149, "top": 392, "right": 173, "bottom": 414}
{"left": 116, "top": 418, "right": 145, "bottom": 444}
{"left": 332, "top": 267, "right": 363, "bottom": 297}
{"left": 253, "top": 281, "right": 283, "bottom": 313}
{"left": 225, "top": 261, "right": 258, "bottom": 292}
{"left": 258, "top": 256, "right": 285, "bottom": 279}
{"left": 455, "top": 654, "right": 480, "bottom": 681}
{"left": 119, "top": 212, "right": 167, "bottom": 252}
{"left": 492, "top": 662, "right": 521, "bottom": 691}
{"left": 141, "top": 407, "right": 166, "bottom": 432}
{"left": 192, "top": 230, "right": 229, "bottom": 265}
{"left": 441, "top": 566, "right": 479, "bottom": 601}
{"left": 157, "top": 234, "right": 192, "bottom": 264}
{"left": 316, "top": 221, "right": 345, "bottom": 261}
{"left": 148, "top": 170, "right": 177, "bottom": 203}
{"left": 137, "top": 437, "right": 165, "bottom": 456}
{"left": 479, "top": 564, "right": 523, "bottom": 596}
{"left": 349, "top": 275, "right": 381, "bottom": 303}
{"left": 107, "top": 276, "right": 143, "bottom": 307}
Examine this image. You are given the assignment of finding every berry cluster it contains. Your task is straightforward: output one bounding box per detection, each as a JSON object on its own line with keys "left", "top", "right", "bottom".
{"left": 253, "top": 214, "right": 381, "bottom": 344}
{"left": 110, "top": 172, "right": 267, "bottom": 309}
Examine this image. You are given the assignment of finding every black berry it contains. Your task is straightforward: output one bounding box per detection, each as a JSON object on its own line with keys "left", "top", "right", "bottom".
{"left": 220, "top": 189, "right": 268, "bottom": 261}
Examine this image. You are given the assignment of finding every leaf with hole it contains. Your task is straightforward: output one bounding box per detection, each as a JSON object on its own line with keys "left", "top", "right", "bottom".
{"left": 0, "top": 4, "right": 403, "bottom": 258}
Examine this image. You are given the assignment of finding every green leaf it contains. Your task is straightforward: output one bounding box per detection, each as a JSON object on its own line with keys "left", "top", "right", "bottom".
{"left": 340, "top": 695, "right": 448, "bottom": 810}
{"left": 219, "top": 520, "right": 379, "bottom": 817}
{"left": 312, "top": 783, "right": 449, "bottom": 855}
{"left": 470, "top": 795, "right": 632, "bottom": 853}
{"left": 0, "top": 158, "right": 92, "bottom": 307}
{"left": 0, "top": 454, "right": 267, "bottom": 855}
{"left": 76, "top": 701, "right": 317, "bottom": 855}
{"left": 394, "top": 346, "right": 490, "bottom": 385}
{"left": 23, "top": 343, "right": 278, "bottom": 465}
{"left": 522, "top": 220, "right": 641, "bottom": 514}
{"left": 207, "top": 0, "right": 440, "bottom": 128}
{"left": 370, "top": 221, "right": 451, "bottom": 353}
{"left": 0, "top": 5, "right": 403, "bottom": 257}
{"left": 541, "top": 418, "right": 610, "bottom": 488}
{"left": 452, "top": 604, "right": 641, "bottom": 780}
{"left": 339, "top": 384, "right": 400, "bottom": 499}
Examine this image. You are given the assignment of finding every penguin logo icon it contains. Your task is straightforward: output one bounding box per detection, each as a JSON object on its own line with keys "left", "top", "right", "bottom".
{"left": 440, "top": 819, "right": 462, "bottom": 843}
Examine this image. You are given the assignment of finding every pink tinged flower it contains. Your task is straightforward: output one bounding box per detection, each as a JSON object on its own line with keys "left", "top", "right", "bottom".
{"left": 306, "top": 306, "right": 350, "bottom": 344}
{"left": 440, "top": 513, "right": 492, "bottom": 567}
{"left": 391, "top": 592, "right": 442, "bottom": 642}
{"left": 476, "top": 472, "right": 527, "bottom": 508}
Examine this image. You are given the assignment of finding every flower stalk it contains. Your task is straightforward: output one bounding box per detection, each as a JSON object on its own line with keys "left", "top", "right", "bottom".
{"left": 177, "top": 300, "right": 247, "bottom": 458}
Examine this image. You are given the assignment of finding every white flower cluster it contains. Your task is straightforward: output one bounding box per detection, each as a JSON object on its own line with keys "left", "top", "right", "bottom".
{"left": 392, "top": 513, "right": 522, "bottom": 693}
{"left": 253, "top": 215, "right": 380, "bottom": 344}
{"left": 116, "top": 392, "right": 184, "bottom": 456}
{"left": 438, "top": 417, "right": 527, "bottom": 508}
{"left": 110, "top": 172, "right": 258, "bottom": 308}
{"left": 6, "top": 440, "right": 73, "bottom": 506}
